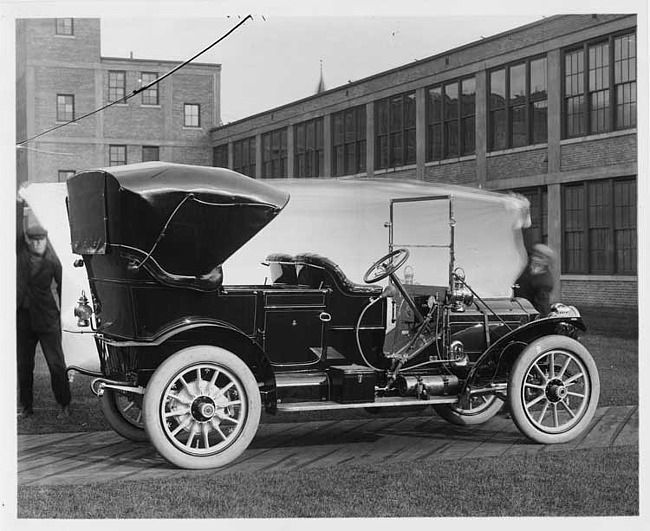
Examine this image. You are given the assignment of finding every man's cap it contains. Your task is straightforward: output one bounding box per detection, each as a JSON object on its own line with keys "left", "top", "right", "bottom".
{"left": 532, "top": 243, "right": 555, "bottom": 260}
{"left": 26, "top": 225, "right": 48, "bottom": 239}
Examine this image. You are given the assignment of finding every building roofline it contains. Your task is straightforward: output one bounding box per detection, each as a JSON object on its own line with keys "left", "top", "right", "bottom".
{"left": 101, "top": 56, "right": 221, "bottom": 68}
{"left": 211, "top": 13, "right": 635, "bottom": 132}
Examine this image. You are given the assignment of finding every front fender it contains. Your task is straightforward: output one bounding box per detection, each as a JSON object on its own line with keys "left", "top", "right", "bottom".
{"left": 460, "top": 315, "right": 586, "bottom": 400}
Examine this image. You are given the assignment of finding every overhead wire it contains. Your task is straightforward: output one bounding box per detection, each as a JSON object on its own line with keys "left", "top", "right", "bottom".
{"left": 16, "top": 14, "right": 254, "bottom": 147}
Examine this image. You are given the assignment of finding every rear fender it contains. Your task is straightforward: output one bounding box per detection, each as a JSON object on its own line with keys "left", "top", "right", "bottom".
{"left": 152, "top": 321, "right": 277, "bottom": 410}
{"left": 460, "top": 316, "right": 586, "bottom": 401}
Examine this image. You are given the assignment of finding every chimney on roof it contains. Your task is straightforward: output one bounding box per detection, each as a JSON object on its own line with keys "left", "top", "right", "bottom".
{"left": 315, "top": 59, "right": 326, "bottom": 94}
{"left": 129, "top": 51, "right": 134, "bottom": 59}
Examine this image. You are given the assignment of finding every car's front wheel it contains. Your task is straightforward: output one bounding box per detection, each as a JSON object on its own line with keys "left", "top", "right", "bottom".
{"left": 143, "top": 345, "right": 261, "bottom": 469}
{"left": 508, "top": 335, "right": 600, "bottom": 444}
{"left": 101, "top": 388, "right": 147, "bottom": 442}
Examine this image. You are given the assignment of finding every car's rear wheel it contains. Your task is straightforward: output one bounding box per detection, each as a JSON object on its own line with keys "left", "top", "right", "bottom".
{"left": 143, "top": 345, "right": 261, "bottom": 469}
{"left": 433, "top": 395, "right": 504, "bottom": 425}
{"left": 508, "top": 335, "right": 599, "bottom": 444}
{"left": 101, "top": 388, "right": 147, "bottom": 442}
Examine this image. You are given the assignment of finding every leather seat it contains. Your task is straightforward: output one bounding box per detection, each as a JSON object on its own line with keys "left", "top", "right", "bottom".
{"left": 265, "top": 253, "right": 298, "bottom": 284}
{"left": 294, "top": 253, "right": 382, "bottom": 295}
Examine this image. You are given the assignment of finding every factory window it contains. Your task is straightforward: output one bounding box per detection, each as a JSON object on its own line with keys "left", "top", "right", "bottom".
{"left": 141, "top": 72, "right": 159, "bottom": 105}
{"left": 333, "top": 105, "right": 366, "bottom": 176}
{"left": 108, "top": 71, "right": 126, "bottom": 103}
{"left": 109, "top": 145, "right": 127, "bottom": 167}
{"left": 55, "top": 19, "right": 73, "bottom": 36}
{"left": 213, "top": 144, "right": 229, "bottom": 168}
{"left": 488, "top": 56, "right": 547, "bottom": 151}
{"left": 294, "top": 117, "right": 324, "bottom": 178}
{"left": 563, "top": 31, "right": 636, "bottom": 138}
{"left": 375, "top": 91, "right": 416, "bottom": 170}
{"left": 184, "top": 104, "right": 201, "bottom": 127}
{"left": 58, "top": 170, "right": 75, "bottom": 183}
{"left": 233, "top": 137, "right": 256, "bottom": 178}
{"left": 427, "top": 76, "right": 475, "bottom": 161}
{"left": 142, "top": 146, "right": 160, "bottom": 162}
{"left": 56, "top": 94, "right": 74, "bottom": 122}
{"left": 562, "top": 177, "right": 636, "bottom": 275}
{"left": 262, "top": 128, "right": 287, "bottom": 178}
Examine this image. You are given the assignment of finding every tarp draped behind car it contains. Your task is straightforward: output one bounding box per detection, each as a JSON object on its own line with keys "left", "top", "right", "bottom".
{"left": 19, "top": 173, "right": 530, "bottom": 371}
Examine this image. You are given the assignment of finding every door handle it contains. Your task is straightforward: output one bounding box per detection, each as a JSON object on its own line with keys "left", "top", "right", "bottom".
{"left": 319, "top": 312, "right": 332, "bottom": 322}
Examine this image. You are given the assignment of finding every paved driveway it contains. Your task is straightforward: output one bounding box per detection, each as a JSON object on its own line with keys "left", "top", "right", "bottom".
{"left": 18, "top": 405, "right": 638, "bottom": 486}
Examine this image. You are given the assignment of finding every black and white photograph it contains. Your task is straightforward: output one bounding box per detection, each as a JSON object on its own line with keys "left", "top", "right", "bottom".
{"left": 1, "top": 0, "right": 646, "bottom": 526}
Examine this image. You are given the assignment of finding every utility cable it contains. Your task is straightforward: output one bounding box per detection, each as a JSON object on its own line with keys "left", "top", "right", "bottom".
{"left": 16, "top": 15, "right": 253, "bottom": 146}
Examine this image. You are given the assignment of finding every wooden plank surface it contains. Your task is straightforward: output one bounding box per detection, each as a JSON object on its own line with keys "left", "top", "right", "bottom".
{"left": 17, "top": 405, "right": 637, "bottom": 486}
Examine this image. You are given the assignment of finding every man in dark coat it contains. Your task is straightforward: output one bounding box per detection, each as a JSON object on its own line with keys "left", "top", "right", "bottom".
{"left": 17, "top": 224, "right": 71, "bottom": 418}
{"left": 515, "top": 243, "right": 556, "bottom": 317}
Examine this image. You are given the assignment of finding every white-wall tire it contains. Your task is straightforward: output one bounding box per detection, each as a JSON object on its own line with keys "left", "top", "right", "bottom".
{"left": 143, "top": 345, "right": 261, "bottom": 469}
{"left": 508, "top": 335, "right": 599, "bottom": 444}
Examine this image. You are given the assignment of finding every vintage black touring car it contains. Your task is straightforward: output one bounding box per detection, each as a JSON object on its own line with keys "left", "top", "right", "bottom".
{"left": 64, "top": 162, "right": 600, "bottom": 469}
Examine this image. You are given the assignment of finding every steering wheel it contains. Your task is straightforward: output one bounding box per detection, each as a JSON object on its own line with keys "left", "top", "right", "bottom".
{"left": 363, "top": 248, "right": 410, "bottom": 284}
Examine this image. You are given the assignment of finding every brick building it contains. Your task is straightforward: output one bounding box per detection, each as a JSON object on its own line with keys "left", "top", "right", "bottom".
{"left": 15, "top": 18, "right": 221, "bottom": 186}
{"left": 210, "top": 14, "right": 638, "bottom": 309}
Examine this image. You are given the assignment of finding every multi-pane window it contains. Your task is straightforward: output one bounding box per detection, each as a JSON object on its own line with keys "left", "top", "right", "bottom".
{"left": 375, "top": 91, "right": 416, "bottom": 170}
{"left": 332, "top": 106, "right": 366, "bottom": 176}
{"left": 109, "top": 145, "right": 127, "bottom": 167}
{"left": 58, "top": 170, "right": 75, "bottom": 183}
{"left": 294, "top": 118, "right": 324, "bottom": 178}
{"left": 514, "top": 186, "right": 548, "bottom": 250}
{"left": 262, "top": 128, "right": 287, "bottom": 178}
{"left": 56, "top": 94, "right": 74, "bottom": 122}
{"left": 563, "top": 31, "right": 636, "bottom": 138}
{"left": 55, "top": 18, "right": 73, "bottom": 35}
{"left": 427, "top": 77, "right": 475, "bottom": 161}
{"left": 233, "top": 137, "right": 256, "bottom": 178}
{"left": 489, "top": 56, "right": 547, "bottom": 151}
{"left": 213, "top": 144, "right": 229, "bottom": 168}
{"left": 614, "top": 33, "right": 637, "bottom": 129}
{"left": 108, "top": 71, "right": 126, "bottom": 102}
{"left": 184, "top": 104, "right": 200, "bottom": 127}
{"left": 141, "top": 72, "right": 159, "bottom": 105}
{"left": 562, "top": 178, "right": 636, "bottom": 275}
{"left": 142, "top": 146, "right": 159, "bottom": 162}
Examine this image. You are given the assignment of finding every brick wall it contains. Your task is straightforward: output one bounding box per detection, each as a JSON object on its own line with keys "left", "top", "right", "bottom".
{"left": 24, "top": 18, "right": 101, "bottom": 64}
{"left": 561, "top": 134, "right": 637, "bottom": 172}
{"left": 33, "top": 66, "right": 98, "bottom": 138}
{"left": 487, "top": 148, "right": 548, "bottom": 181}
{"left": 29, "top": 142, "right": 101, "bottom": 181}
{"left": 561, "top": 277, "right": 638, "bottom": 308}
{"left": 424, "top": 159, "right": 477, "bottom": 185}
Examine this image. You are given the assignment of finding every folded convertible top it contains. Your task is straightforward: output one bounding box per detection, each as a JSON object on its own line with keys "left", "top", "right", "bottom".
{"left": 66, "top": 162, "right": 290, "bottom": 278}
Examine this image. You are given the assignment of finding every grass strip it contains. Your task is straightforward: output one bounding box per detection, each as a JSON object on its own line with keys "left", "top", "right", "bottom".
{"left": 17, "top": 446, "right": 638, "bottom": 518}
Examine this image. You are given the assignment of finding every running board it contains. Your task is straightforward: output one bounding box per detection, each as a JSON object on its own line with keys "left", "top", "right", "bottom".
{"left": 276, "top": 395, "right": 458, "bottom": 412}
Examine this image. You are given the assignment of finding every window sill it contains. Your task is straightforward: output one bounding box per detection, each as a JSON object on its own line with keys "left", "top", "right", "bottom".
{"left": 141, "top": 104, "right": 161, "bottom": 108}
{"left": 425, "top": 154, "right": 476, "bottom": 167}
{"left": 561, "top": 274, "right": 637, "bottom": 282}
{"left": 55, "top": 120, "right": 77, "bottom": 125}
{"left": 487, "top": 143, "right": 548, "bottom": 157}
{"left": 54, "top": 34, "right": 75, "bottom": 38}
{"left": 109, "top": 103, "right": 129, "bottom": 107}
{"left": 560, "top": 128, "right": 637, "bottom": 145}
{"left": 373, "top": 163, "right": 417, "bottom": 175}
{"left": 182, "top": 126, "right": 202, "bottom": 130}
